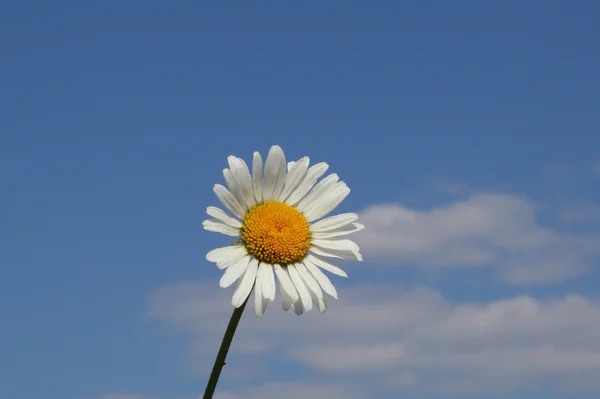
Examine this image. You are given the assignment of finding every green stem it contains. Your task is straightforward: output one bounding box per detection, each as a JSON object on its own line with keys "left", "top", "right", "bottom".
{"left": 202, "top": 295, "right": 250, "bottom": 399}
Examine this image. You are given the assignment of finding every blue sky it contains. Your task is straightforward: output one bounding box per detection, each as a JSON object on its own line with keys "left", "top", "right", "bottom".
{"left": 2, "top": 1, "right": 600, "bottom": 399}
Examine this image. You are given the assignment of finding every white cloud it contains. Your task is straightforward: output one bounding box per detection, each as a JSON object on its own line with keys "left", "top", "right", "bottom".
{"left": 94, "top": 395, "right": 156, "bottom": 399}
{"left": 215, "top": 382, "right": 366, "bottom": 399}
{"left": 148, "top": 281, "right": 600, "bottom": 397}
{"left": 87, "top": 394, "right": 193, "bottom": 399}
{"left": 354, "top": 193, "right": 600, "bottom": 283}
{"left": 355, "top": 194, "right": 553, "bottom": 263}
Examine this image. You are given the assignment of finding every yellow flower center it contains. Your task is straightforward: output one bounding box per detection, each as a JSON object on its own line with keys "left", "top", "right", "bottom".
{"left": 241, "top": 201, "right": 311, "bottom": 265}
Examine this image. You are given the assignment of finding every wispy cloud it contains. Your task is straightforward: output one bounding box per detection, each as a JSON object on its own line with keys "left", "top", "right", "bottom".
{"left": 560, "top": 204, "right": 600, "bottom": 223}
{"left": 147, "top": 281, "right": 600, "bottom": 396}
{"left": 354, "top": 193, "right": 600, "bottom": 284}
{"left": 593, "top": 161, "right": 600, "bottom": 176}
{"left": 541, "top": 164, "right": 572, "bottom": 178}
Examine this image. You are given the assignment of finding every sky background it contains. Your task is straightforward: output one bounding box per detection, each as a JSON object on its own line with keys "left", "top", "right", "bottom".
{"left": 2, "top": 1, "right": 600, "bottom": 399}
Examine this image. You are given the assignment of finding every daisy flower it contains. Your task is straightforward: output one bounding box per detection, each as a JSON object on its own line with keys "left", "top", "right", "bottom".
{"left": 203, "top": 145, "right": 363, "bottom": 317}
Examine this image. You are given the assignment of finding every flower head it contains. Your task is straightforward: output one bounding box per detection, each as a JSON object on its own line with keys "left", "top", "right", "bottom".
{"left": 203, "top": 145, "right": 363, "bottom": 317}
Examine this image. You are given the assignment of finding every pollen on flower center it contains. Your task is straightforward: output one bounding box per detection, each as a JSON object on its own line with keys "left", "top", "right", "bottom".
{"left": 241, "top": 201, "right": 311, "bottom": 265}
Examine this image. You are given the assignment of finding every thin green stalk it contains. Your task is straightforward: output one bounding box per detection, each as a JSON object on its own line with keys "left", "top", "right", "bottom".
{"left": 202, "top": 295, "right": 250, "bottom": 399}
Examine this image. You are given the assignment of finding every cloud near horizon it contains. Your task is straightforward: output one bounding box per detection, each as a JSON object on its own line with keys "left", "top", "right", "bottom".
{"left": 90, "top": 383, "right": 367, "bottom": 399}
{"left": 146, "top": 280, "right": 600, "bottom": 397}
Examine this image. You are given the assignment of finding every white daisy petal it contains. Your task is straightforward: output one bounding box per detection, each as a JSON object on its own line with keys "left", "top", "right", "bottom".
{"left": 223, "top": 168, "right": 247, "bottom": 209}
{"left": 314, "top": 294, "right": 327, "bottom": 313}
{"left": 279, "top": 157, "right": 310, "bottom": 202}
{"left": 254, "top": 280, "right": 263, "bottom": 316}
{"left": 262, "top": 145, "right": 286, "bottom": 201}
{"left": 232, "top": 258, "right": 259, "bottom": 308}
{"left": 254, "top": 266, "right": 268, "bottom": 318}
{"left": 295, "top": 262, "right": 323, "bottom": 297}
{"left": 206, "top": 206, "right": 242, "bottom": 228}
{"left": 312, "top": 238, "right": 360, "bottom": 255}
{"left": 206, "top": 245, "right": 247, "bottom": 269}
{"left": 306, "top": 253, "right": 349, "bottom": 277}
{"left": 311, "top": 213, "right": 358, "bottom": 233}
{"left": 214, "top": 184, "right": 245, "bottom": 219}
{"left": 293, "top": 298, "right": 304, "bottom": 315}
{"left": 303, "top": 257, "right": 338, "bottom": 299}
{"left": 305, "top": 283, "right": 327, "bottom": 313}
{"left": 274, "top": 264, "right": 299, "bottom": 302}
{"left": 285, "top": 162, "right": 329, "bottom": 206}
{"left": 262, "top": 265, "right": 276, "bottom": 301}
{"left": 310, "top": 245, "right": 362, "bottom": 261}
{"left": 310, "top": 235, "right": 363, "bottom": 261}
{"left": 219, "top": 256, "right": 251, "bottom": 288}
{"left": 260, "top": 296, "right": 269, "bottom": 317}
{"left": 229, "top": 156, "right": 255, "bottom": 209}
{"left": 202, "top": 219, "right": 240, "bottom": 236}
{"left": 297, "top": 173, "right": 339, "bottom": 212}
{"left": 287, "top": 264, "right": 313, "bottom": 313}
{"left": 295, "top": 262, "right": 327, "bottom": 313}
{"left": 279, "top": 280, "right": 293, "bottom": 311}
{"left": 312, "top": 223, "right": 364, "bottom": 239}
{"left": 287, "top": 161, "right": 296, "bottom": 172}
{"left": 303, "top": 183, "right": 351, "bottom": 222}
{"left": 252, "top": 152, "right": 263, "bottom": 204}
